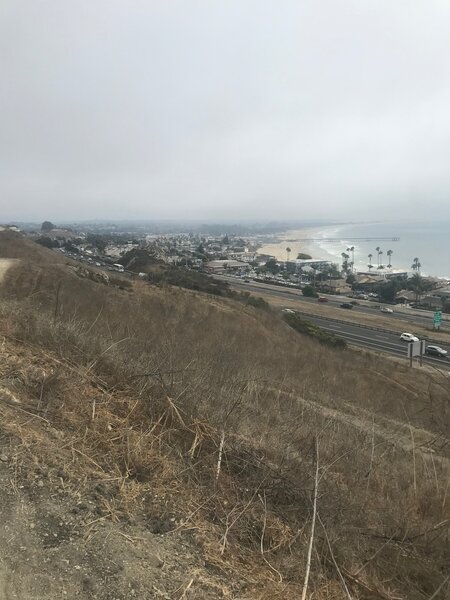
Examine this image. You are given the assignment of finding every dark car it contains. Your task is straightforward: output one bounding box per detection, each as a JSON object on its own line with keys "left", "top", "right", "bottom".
{"left": 317, "top": 296, "right": 329, "bottom": 303}
{"left": 425, "top": 345, "right": 448, "bottom": 358}
{"left": 340, "top": 302, "right": 353, "bottom": 309}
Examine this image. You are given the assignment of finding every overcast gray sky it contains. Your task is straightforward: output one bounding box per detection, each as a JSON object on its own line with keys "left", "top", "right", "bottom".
{"left": 1, "top": 1, "right": 449, "bottom": 222}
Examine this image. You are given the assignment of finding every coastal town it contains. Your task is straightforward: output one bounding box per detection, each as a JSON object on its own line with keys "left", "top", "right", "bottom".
{"left": 7, "top": 221, "right": 450, "bottom": 313}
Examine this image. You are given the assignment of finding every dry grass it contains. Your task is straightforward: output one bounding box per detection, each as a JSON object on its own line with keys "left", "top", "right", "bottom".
{"left": 0, "top": 232, "right": 449, "bottom": 599}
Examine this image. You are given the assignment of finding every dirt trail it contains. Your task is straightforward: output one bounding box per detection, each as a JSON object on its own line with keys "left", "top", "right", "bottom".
{"left": 273, "top": 386, "right": 450, "bottom": 464}
{"left": 0, "top": 259, "right": 19, "bottom": 283}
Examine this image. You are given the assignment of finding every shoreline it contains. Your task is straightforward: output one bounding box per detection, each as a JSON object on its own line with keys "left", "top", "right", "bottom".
{"left": 257, "top": 226, "right": 340, "bottom": 263}
{"left": 257, "top": 223, "right": 450, "bottom": 280}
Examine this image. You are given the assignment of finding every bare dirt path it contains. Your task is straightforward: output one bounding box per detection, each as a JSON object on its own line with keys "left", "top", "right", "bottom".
{"left": 270, "top": 385, "right": 450, "bottom": 465}
{"left": 0, "top": 259, "right": 18, "bottom": 283}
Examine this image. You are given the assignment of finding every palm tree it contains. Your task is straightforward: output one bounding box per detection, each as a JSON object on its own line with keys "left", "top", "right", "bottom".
{"left": 368, "top": 253, "right": 373, "bottom": 270}
{"left": 387, "top": 249, "right": 393, "bottom": 268}
{"left": 411, "top": 257, "right": 422, "bottom": 275}
{"left": 286, "top": 247, "right": 291, "bottom": 262}
{"left": 410, "top": 271, "right": 423, "bottom": 303}
{"left": 347, "top": 246, "right": 355, "bottom": 273}
{"left": 375, "top": 246, "right": 381, "bottom": 268}
{"left": 377, "top": 250, "right": 383, "bottom": 269}
{"left": 341, "top": 252, "right": 350, "bottom": 274}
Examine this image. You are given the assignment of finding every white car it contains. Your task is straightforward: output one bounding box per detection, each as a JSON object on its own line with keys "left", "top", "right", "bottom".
{"left": 380, "top": 307, "right": 394, "bottom": 314}
{"left": 400, "top": 332, "right": 419, "bottom": 342}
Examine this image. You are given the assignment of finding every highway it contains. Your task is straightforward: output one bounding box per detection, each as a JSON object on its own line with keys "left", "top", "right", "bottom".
{"left": 215, "top": 275, "right": 447, "bottom": 329}
{"left": 214, "top": 275, "right": 450, "bottom": 367}
{"left": 293, "top": 312, "right": 450, "bottom": 368}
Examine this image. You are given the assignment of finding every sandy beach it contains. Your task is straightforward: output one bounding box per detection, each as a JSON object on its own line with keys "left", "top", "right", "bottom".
{"left": 257, "top": 227, "right": 334, "bottom": 262}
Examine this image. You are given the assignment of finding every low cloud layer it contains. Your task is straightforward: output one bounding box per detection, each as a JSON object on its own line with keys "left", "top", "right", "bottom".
{"left": 1, "top": 1, "right": 449, "bottom": 221}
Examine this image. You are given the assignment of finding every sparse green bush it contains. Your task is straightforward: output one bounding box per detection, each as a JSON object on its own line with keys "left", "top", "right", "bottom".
{"left": 36, "top": 236, "right": 59, "bottom": 249}
{"left": 238, "top": 291, "right": 270, "bottom": 310}
{"left": 146, "top": 266, "right": 270, "bottom": 310}
{"left": 108, "top": 275, "right": 133, "bottom": 290}
{"left": 147, "top": 266, "right": 228, "bottom": 295}
{"left": 302, "top": 285, "right": 318, "bottom": 298}
{"left": 283, "top": 312, "right": 347, "bottom": 348}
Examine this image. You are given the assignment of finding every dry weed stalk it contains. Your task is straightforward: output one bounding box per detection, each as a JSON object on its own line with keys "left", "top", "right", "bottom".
{"left": 215, "top": 429, "right": 225, "bottom": 484}
{"left": 175, "top": 575, "right": 195, "bottom": 599}
{"left": 301, "top": 436, "right": 319, "bottom": 600}
{"left": 258, "top": 491, "right": 283, "bottom": 583}
{"left": 409, "top": 424, "right": 417, "bottom": 496}
{"left": 427, "top": 576, "right": 449, "bottom": 600}
{"left": 220, "top": 485, "right": 263, "bottom": 555}
{"left": 317, "top": 513, "right": 352, "bottom": 600}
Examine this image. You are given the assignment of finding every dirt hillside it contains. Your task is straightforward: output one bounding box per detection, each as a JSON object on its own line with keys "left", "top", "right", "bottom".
{"left": 0, "top": 231, "right": 449, "bottom": 599}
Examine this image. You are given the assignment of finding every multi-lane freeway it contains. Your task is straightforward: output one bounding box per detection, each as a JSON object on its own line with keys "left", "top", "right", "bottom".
{"left": 216, "top": 275, "right": 450, "bottom": 368}
{"left": 293, "top": 312, "right": 450, "bottom": 368}
{"left": 216, "top": 275, "right": 447, "bottom": 328}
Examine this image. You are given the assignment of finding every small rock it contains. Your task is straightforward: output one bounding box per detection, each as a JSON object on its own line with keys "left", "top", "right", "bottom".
{"left": 37, "top": 480, "right": 44, "bottom": 488}
{"left": 0, "top": 454, "right": 8, "bottom": 463}
{"left": 148, "top": 553, "right": 164, "bottom": 569}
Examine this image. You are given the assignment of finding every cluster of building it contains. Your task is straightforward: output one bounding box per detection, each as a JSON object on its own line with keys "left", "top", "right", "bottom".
{"left": 13, "top": 222, "right": 450, "bottom": 310}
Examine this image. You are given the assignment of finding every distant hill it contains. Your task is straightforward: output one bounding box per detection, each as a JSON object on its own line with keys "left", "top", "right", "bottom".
{"left": 118, "top": 246, "right": 163, "bottom": 273}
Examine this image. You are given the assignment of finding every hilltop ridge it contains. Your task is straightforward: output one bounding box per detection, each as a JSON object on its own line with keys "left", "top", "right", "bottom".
{"left": 0, "top": 231, "right": 449, "bottom": 599}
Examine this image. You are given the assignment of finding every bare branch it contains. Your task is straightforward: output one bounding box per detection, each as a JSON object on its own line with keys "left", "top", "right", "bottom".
{"left": 301, "top": 436, "right": 319, "bottom": 600}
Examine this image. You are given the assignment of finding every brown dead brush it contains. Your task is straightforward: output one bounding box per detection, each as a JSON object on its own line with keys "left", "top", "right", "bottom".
{"left": 0, "top": 241, "right": 449, "bottom": 598}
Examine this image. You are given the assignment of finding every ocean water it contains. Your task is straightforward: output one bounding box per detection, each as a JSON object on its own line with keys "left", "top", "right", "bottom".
{"left": 313, "top": 221, "right": 450, "bottom": 279}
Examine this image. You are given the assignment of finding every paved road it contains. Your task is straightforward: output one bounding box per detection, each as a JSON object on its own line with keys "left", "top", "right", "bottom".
{"left": 216, "top": 275, "right": 446, "bottom": 329}
{"left": 293, "top": 312, "right": 450, "bottom": 368}
{"left": 215, "top": 276, "right": 450, "bottom": 366}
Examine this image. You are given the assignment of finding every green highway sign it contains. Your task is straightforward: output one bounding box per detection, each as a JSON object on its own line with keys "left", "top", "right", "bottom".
{"left": 433, "top": 310, "right": 442, "bottom": 326}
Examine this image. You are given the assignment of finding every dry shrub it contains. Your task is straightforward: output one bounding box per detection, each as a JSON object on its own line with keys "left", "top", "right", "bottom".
{"left": 0, "top": 248, "right": 449, "bottom": 599}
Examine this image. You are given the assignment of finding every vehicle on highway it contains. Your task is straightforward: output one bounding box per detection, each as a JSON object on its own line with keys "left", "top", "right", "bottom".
{"left": 400, "top": 332, "right": 419, "bottom": 342}
{"left": 340, "top": 302, "right": 354, "bottom": 309}
{"left": 282, "top": 308, "right": 295, "bottom": 314}
{"left": 380, "top": 307, "right": 394, "bottom": 314}
{"left": 425, "top": 345, "right": 448, "bottom": 358}
{"left": 317, "top": 297, "right": 328, "bottom": 303}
